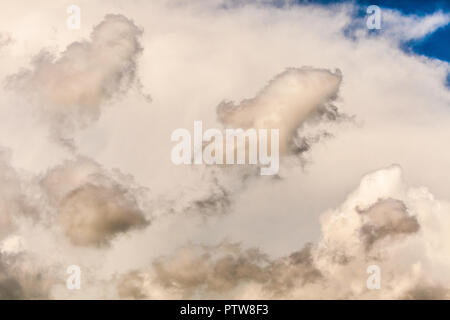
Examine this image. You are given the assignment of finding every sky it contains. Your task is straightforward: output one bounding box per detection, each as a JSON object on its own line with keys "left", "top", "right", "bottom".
{"left": 368, "top": 0, "right": 450, "bottom": 84}
{"left": 0, "top": 0, "right": 449, "bottom": 299}
{"left": 306, "top": 0, "right": 450, "bottom": 62}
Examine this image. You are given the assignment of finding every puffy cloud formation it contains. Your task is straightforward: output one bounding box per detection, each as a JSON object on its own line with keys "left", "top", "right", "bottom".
{"left": 217, "top": 67, "right": 343, "bottom": 154}
{"left": 0, "top": 151, "right": 23, "bottom": 238}
{"left": 0, "top": 34, "right": 12, "bottom": 48}
{"left": 312, "top": 165, "right": 450, "bottom": 299}
{"left": 6, "top": 14, "right": 143, "bottom": 140}
{"left": 117, "top": 166, "right": 450, "bottom": 299}
{"left": 0, "top": 245, "right": 54, "bottom": 299}
{"left": 0, "top": 149, "right": 36, "bottom": 240}
{"left": 0, "top": 0, "right": 449, "bottom": 300}
{"left": 0, "top": 257, "right": 52, "bottom": 299}
{"left": 41, "top": 157, "right": 150, "bottom": 247}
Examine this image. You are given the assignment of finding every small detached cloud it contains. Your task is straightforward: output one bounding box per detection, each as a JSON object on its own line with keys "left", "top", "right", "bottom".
{"left": 6, "top": 14, "right": 144, "bottom": 142}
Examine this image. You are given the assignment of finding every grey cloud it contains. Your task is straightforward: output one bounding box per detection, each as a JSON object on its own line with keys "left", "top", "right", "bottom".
{"left": 0, "top": 34, "right": 12, "bottom": 49}
{"left": 152, "top": 243, "right": 269, "bottom": 293}
{"left": 0, "top": 253, "right": 52, "bottom": 300}
{"left": 358, "top": 198, "right": 420, "bottom": 250}
{"left": 183, "top": 68, "right": 349, "bottom": 217}
{"left": 217, "top": 67, "right": 343, "bottom": 155}
{"left": 117, "top": 271, "right": 147, "bottom": 300}
{"left": 59, "top": 184, "right": 149, "bottom": 247}
{"left": 0, "top": 1, "right": 449, "bottom": 300}
{"left": 0, "top": 278, "right": 23, "bottom": 300}
{"left": 116, "top": 166, "right": 450, "bottom": 300}
{"left": 291, "top": 102, "right": 354, "bottom": 158}
{"left": 6, "top": 14, "right": 143, "bottom": 140}
{"left": 41, "top": 157, "right": 150, "bottom": 247}
{"left": 117, "top": 241, "right": 322, "bottom": 299}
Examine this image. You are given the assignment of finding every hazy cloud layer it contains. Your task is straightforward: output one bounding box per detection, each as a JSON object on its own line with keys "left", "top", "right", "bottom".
{"left": 0, "top": 250, "right": 54, "bottom": 299}
{"left": 41, "top": 157, "right": 150, "bottom": 247}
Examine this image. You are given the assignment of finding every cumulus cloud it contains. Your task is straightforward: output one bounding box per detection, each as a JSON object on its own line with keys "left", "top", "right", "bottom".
{"left": 172, "top": 67, "right": 349, "bottom": 216}
{"left": 310, "top": 165, "right": 450, "bottom": 299}
{"left": 0, "top": 34, "right": 12, "bottom": 49}
{"left": 41, "top": 157, "right": 150, "bottom": 247}
{"left": 0, "top": 251, "right": 53, "bottom": 299}
{"left": 6, "top": 14, "right": 143, "bottom": 143}
{"left": 117, "top": 166, "right": 450, "bottom": 299}
{"left": 217, "top": 67, "right": 343, "bottom": 154}
{"left": 358, "top": 198, "right": 420, "bottom": 250}
{"left": 0, "top": 0, "right": 449, "bottom": 300}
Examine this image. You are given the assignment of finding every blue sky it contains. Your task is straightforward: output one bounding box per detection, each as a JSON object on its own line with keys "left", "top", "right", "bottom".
{"left": 297, "top": 0, "right": 450, "bottom": 85}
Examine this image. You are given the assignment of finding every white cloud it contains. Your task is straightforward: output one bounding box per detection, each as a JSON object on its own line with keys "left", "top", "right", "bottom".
{"left": 382, "top": 10, "right": 450, "bottom": 40}
{"left": 118, "top": 165, "right": 450, "bottom": 299}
